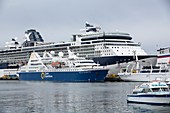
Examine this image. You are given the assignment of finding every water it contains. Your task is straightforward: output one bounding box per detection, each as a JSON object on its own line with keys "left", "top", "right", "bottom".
{"left": 0, "top": 81, "right": 169, "bottom": 113}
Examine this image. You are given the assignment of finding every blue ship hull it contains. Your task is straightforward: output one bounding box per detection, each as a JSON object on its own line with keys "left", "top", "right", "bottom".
{"left": 92, "top": 55, "right": 157, "bottom": 66}
{"left": 18, "top": 69, "right": 108, "bottom": 82}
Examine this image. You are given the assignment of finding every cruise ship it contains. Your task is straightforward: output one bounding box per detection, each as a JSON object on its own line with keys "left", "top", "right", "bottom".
{"left": 0, "top": 22, "right": 157, "bottom": 74}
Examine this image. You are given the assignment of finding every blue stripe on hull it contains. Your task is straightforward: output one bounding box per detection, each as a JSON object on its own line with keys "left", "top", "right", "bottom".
{"left": 18, "top": 69, "right": 108, "bottom": 82}
{"left": 128, "top": 94, "right": 170, "bottom": 98}
{"left": 127, "top": 94, "right": 170, "bottom": 105}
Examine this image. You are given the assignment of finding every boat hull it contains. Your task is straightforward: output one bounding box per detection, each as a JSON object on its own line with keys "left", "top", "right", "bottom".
{"left": 92, "top": 55, "right": 157, "bottom": 66}
{"left": 92, "top": 55, "right": 157, "bottom": 74}
{"left": 118, "top": 73, "right": 170, "bottom": 82}
{"left": 18, "top": 69, "right": 108, "bottom": 82}
{"left": 127, "top": 94, "right": 170, "bottom": 105}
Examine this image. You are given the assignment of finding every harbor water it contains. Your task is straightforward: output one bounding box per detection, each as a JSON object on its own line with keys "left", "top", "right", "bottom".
{"left": 0, "top": 81, "right": 169, "bottom": 113}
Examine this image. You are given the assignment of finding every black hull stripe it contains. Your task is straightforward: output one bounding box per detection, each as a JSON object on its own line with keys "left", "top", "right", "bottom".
{"left": 92, "top": 55, "right": 157, "bottom": 66}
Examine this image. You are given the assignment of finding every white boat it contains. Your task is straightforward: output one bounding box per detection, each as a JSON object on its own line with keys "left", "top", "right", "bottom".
{"left": 127, "top": 81, "right": 170, "bottom": 105}
{"left": 118, "top": 52, "right": 170, "bottom": 82}
{"left": 118, "top": 65, "right": 170, "bottom": 82}
{"left": 18, "top": 49, "right": 108, "bottom": 82}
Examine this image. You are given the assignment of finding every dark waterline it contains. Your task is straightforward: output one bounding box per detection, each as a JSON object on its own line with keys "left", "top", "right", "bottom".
{"left": 0, "top": 81, "right": 169, "bottom": 113}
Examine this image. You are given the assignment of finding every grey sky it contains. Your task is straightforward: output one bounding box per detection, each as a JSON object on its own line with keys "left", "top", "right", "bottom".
{"left": 0, "top": 0, "right": 170, "bottom": 54}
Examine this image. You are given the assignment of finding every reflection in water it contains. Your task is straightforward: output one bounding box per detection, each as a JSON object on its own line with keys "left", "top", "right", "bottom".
{"left": 0, "top": 81, "right": 169, "bottom": 113}
{"left": 128, "top": 103, "right": 170, "bottom": 113}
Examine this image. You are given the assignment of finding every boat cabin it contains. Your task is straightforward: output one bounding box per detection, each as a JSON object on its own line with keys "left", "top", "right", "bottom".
{"left": 132, "top": 81, "right": 170, "bottom": 94}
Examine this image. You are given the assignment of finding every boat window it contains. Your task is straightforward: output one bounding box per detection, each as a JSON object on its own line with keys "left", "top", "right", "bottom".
{"left": 54, "top": 44, "right": 71, "bottom": 47}
{"left": 30, "top": 63, "right": 42, "bottom": 66}
{"left": 80, "top": 61, "right": 93, "bottom": 63}
{"left": 152, "top": 70, "right": 159, "bottom": 73}
{"left": 81, "top": 36, "right": 132, "bottom": 41}
{"left": 29, "top": 70, "right": 37, "bottom": 72}
{"left": 152, "top": 66, "right": 160, "bottom": 69}
{"left": 142, "top": 88, "right": 151, "bottom": 93}
{"left": 161, "top": 70, "right": 168, "bottom": 72}
{"left": 140, "top": 71, "right": 150, "bottom": 73}
{"left": 31, "top": 60, "right": 38, "bottom": 62}
{"left": 152, "top": 88, "right": 161, "bottom": 92}
{"left": 161, "top": 88, "right": 169, "bottom": 92}
{"left": 81, "top": 42, "right": 91, "bottom": 44}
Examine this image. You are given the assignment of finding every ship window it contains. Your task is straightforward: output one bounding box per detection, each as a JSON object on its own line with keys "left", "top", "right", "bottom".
{"left": 161, "top": 88, "right": 169, "bottom": 91}
{"left": 152, "top": 88, "right": 160, "bottom": 92}
{"left": 143, "top": 88, "right": 151, "bottom": 93}
{"left": 152, "top": 70, "right": 159, "bottom": 73}
{"left": 161, "top": 70, "right": 168, "bottom": 72}
{"left": 30, "top": 63, "right": 42, "bottom": 65}
{"left": 81, "top": 36, "right": 132, "bottom": 41}
{"left": 31, "top": 60, "right": 38, "bottom": 62}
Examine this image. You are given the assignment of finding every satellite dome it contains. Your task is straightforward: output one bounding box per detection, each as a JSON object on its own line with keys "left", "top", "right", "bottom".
{"left": 50, "top": 51, "right": 55, "bottom": 55}
{"left": 58, "top": 52, "right": 64, "bottom": 57}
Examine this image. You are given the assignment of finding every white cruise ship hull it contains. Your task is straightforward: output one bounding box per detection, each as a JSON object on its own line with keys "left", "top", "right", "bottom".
{"left": 118, "top": 73, "right": 170, "bottom": 82}
{"left": 103, "top": 55, "right": 157, "bottom": 74}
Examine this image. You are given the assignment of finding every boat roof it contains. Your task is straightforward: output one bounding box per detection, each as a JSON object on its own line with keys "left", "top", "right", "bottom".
{"left": 140, "top": 81, "right": 168, "bottom": 89}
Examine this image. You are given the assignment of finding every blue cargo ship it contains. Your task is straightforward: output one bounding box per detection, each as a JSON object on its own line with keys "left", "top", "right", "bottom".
{"left": 18, "top": 49, "right": 108, "bottom": 82}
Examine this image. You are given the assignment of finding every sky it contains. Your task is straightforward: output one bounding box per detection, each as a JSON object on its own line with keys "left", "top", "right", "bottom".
{"left": 0, "top": 0, "right": 170, "bottom": 54}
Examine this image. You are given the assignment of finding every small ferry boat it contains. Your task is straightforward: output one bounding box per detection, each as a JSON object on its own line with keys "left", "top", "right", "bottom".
{"left": 18, "top": 49, "right": 108, "bottom": 82}
{"left": 127, "top": 81, "right": 170, "bottom": 105}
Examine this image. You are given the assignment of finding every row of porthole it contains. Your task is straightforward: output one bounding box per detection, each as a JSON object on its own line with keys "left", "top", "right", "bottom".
{"left": 96, "top": 46, "right": 134, "bottom": 49}
{"left": 112, "top": 47, "right": 134, "bottom": 49}
{"left": 104, "top": 52, "right": 132, "bottom": 56}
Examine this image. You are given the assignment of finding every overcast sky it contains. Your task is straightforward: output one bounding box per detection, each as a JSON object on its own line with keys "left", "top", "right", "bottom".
{"left": 0, "top": 0, "right": 170, "bottom": 54}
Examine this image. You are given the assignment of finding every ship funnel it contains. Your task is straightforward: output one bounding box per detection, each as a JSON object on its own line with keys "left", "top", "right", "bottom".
{"left": 22, "top": 29, "right": 44, "bottom": 47}
{"left": 83, "top": 22, "right": 101, "bottom": 33}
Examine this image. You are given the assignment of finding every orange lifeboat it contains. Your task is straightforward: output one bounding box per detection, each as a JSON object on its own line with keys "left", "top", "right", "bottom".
{"left": 51, "top": 61, "right": 60, "bottom": 67}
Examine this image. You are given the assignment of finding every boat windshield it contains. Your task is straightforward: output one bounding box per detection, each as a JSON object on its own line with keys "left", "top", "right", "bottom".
{"left": 141, "top": 88, "right": 151, "bottom": 93}
{"left": 161, "top": 88, "right": 169, "bottom": 92}
{"left": 152, "top": 88, "right": 161, "bottom": 92}
{"left": 151, "top": 88, "right": 169, "bottom": 92}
